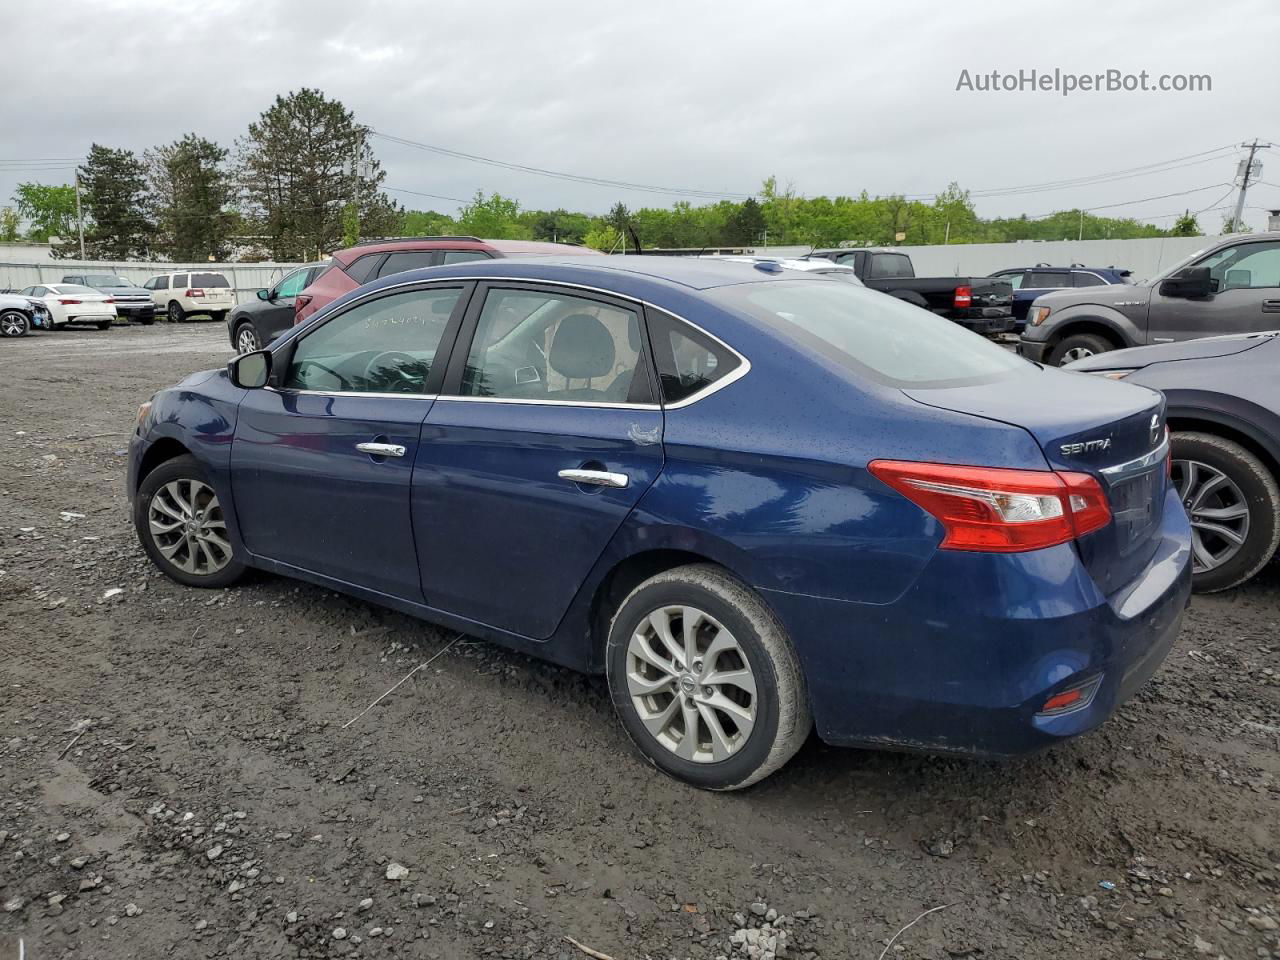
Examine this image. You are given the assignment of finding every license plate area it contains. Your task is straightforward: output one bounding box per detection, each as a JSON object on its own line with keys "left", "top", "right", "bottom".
{"left": 1107, "top": 468, "right": 1158, "bottom": 553}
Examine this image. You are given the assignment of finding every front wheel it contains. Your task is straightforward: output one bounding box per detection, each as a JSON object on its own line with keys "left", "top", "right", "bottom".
{"left": 167, "top": 301, "right": 185, "bottom": 323}
{"left": 234, "top": 322, "right": 262, "bottom": 354}
{"left": 0, "top": 310, "right": 29, "bottom": 337}
{"left": 606, "top": 564, "right": 811, "bottom": 790}
{"left": 1172, "top": 432, "right": 1280, "bottom": 593}
{"left": 1049, "top": 332, "right": 1113, "bottom": 366}
{"left": 133, "top": 454, "right": 245, "bottom": 588}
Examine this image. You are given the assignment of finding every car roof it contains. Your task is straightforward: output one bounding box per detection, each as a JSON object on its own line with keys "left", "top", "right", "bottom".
{"left": 331, "top": 236, "right": 598, "bottom": 263}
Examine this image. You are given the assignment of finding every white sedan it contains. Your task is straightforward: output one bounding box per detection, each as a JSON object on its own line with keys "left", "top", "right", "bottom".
{"left": 19, "top": 283, "right": 118, "bottom": 330}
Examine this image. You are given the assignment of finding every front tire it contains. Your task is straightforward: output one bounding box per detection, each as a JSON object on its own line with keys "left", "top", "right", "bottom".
{"left": 167, "top": 301, "right": 185, "bottom": 323}
{"left": 234, "top": 322, "right": 261, "bottom": 354}
{"left": 133, "top": 454, "right": 245, "bottom": 589}
{"left": 96, "top": 320, "right": 113, "bottom": 331}
{"left": 0, "top": 310, "right": 29, "bottom": 337}
{"left": 1172, "top": 432, "right": 1280, "bottom": 593}
{"left": 1049, "top": 332, "right": 1113, "bottom": 366}
{"left": 606, "top": 564, "right": 810, "bottom": 790}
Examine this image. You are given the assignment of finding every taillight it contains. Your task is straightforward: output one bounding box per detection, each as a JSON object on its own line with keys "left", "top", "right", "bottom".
{"left": 869, "top": 460, "right": 1111, "bottom": 552}
{"left": 103, "top": 297, "right": 115, "bottom": 304}
{"left": 952, "top": 284, "right": 972, "bottom": 308}
{"left": 293, "top": 295, "right": 312, "bottom": 324}
{"left": 58, "top": 298, "right": 81, "bottom": 305}
{"left": 186, "top": 288, "right": 204, "bottom": 297}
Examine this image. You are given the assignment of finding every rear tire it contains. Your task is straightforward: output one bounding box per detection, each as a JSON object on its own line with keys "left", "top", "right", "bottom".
{"left": 133, "top": 454, "right": 245, "bottom": 589}
{"left": 605, "top": 563, "right": 810, "bottom": 790}
{"left": 1172, "top": 431, "right": 1280, "bottom": 593}
{"left": 138, "top": 315, "right": 155, "bottom": 326}
{"left": 0, "top": 310, "right": 29, "bottom": 337}
{"left": 167, "top": 301, "right": 185, "bottom": 323}
{"left": 1049, "top": 332, "right": 1113, "bottom": 366}
{"left": 96, "top": 320, "right": 112, "bottom": 331}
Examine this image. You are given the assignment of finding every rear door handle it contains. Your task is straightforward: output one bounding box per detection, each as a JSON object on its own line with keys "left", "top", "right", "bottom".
{"left": 1262, "top": 299, "right": 1280, "bottom": 313}
{"left": 558, "top": 468, "right": 629, "bottom": 488}
{"left": 356, "top": 442, "right": 406, "bottom": 458}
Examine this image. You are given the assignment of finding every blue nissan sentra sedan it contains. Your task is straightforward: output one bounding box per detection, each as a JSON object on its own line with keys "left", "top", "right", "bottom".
{"left": 127, "top": 257, "right": 1191, "bottom": 790}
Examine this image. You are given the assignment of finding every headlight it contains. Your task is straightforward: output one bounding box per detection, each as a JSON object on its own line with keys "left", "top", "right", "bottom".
{"left": 1028, "top": 306, "right": 1051, "bottom": 326}
{"left": 1083, "top": 369, "right": 1137, "bottom": 380}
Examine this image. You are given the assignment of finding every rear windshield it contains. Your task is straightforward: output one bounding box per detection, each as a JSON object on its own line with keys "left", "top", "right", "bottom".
{"left": 710, "top": 279, "right": 1025, "bottom": 387}
{"left": 190, "top": 273, "right": 229, "bottom": 288}
{"left": 51, "top": 284, "right": 97, "bottom": 295}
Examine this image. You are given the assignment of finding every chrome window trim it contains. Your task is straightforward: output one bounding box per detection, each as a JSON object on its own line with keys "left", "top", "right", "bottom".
{"left": 1099, "top": 437, "right": 1170, "bottom": 477}
{"left": 285, "top": 274, "right": 751, "bottom": 411}
{"left": 265, "top": 386, "right": 439, "bottom": 401}
{"left": 437, "top": 395, "right": 661, "bottom": 411}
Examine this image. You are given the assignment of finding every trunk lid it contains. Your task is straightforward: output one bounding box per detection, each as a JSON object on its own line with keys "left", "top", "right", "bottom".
{"left": 904, "top": 369, "right": 1168, "bottom": 597}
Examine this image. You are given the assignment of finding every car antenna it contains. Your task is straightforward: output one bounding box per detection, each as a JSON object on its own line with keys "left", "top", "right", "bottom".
{"left": 626, "top": 224, "right": 644, "bottom": 256}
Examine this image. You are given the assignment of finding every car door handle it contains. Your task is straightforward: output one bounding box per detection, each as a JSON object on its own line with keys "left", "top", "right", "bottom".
{"left": 558, "top": 468, "right": 629, "bottom": 489}
{"left": 1262, "top": 299, "right": 1280, "bottom": 313}
{"left": 356, "top": 442, "right": 406, "bottom": 458}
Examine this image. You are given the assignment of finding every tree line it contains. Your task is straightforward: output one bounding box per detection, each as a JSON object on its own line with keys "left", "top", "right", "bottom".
{"left": 1, "top": 88, "right": 1204, "bottom": 263}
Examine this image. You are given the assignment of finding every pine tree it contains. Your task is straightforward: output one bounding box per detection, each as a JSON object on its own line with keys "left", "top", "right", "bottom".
{"left": 147, "top": 134, "right": 237, "bottom": 261}
{"left": 78, "top": 144, "right": 152, "bottom": 260}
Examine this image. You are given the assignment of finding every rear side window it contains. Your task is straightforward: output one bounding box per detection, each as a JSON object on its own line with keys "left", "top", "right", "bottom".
{"left": 171, "top": 274, "right": 188, "bottom": 288}
{"left": 345, "top": 254, "right": 382, "bottom": 284}
{"left": 647, "top": 309, "right": 741, "bottom": 405}
{"left": 1024, "top": 271, "right": 1070, "bottom": 288}
{"left": 712, "top": 280, "right": 1024, "bottom": 388}
{"left": 868, "top": 253, "right": 912, "bottom": 279}
{"left": 441, "top": 250, "right": 492, "bottom": 264}
{"left": 378, "top": 251, "right": 437, "bottom": 277}
{"left": 1073, "top": 272, "right": 1106, "bottom": 287}
{"left": 191, "top": 273, "right": 229, "bottom": 288}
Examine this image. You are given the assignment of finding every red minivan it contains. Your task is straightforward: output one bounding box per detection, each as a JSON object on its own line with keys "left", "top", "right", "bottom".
{"left": 294, "top": 236, "right": 600, "bottom": 324}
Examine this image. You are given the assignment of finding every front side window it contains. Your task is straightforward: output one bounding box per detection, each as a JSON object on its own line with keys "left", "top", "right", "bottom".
{"left": 275, "top": 267, "right": 311, "bottom": 299}
{"left": 154, "top": 276, "right": 169, "bottom": 290}
{"left": 1193, "top": 241, "right": 1280, "bottom": 291}
{"left": 462, "top": 288, "right": 649, "bottom": 404}
{"left": 712, "top": 279, "right": 1024, "bottom": 387}
{"left": 284, "top": 287, "right": 462, "bottom": 394}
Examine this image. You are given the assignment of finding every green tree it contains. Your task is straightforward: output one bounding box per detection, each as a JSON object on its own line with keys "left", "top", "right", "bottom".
{"left": 726, "top": 197, "right": 765, "bottom": 244}
{"left": 456, "top": 191, "right": 530, "bottom": 239}
{"left": 527, "top": 208, "right": 591, "bottom": 244}
{"left": 0, "top": 207, "right": 20, "bottom": 242}
{"left": 1172, "top": 211, "right": 1200, "bottom": 236}
{"left": 79, "top": 145, "right": 153, "bottom": 259}
{"left": 582, "top": 224, "right": 622, "bottom": 252}
{"left": 146, "top": 134, "right": 237, "bottom": 260}
{"left": 13, "top": 183, "right": 78, "bottom": 246}
{"left": 237, "top": 88, "right": 400, "bottom": 260}
{"left": 401, "top": 209, "right": 459, "bottom": 236}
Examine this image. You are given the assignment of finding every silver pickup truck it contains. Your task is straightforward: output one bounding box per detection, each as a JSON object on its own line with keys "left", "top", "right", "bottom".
{"left": 1018, "top": 233, "right": 1280, "bottom": 365}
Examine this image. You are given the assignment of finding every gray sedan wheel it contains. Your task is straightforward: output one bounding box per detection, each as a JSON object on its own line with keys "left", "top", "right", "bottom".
{"left": 235, "top": 323, "right": 261, "bottom": 354}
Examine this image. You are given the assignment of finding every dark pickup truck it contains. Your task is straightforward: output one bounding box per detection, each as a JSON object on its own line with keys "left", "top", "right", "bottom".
{"left": 807, "top": 248, "right": 1014, "bottom": 335}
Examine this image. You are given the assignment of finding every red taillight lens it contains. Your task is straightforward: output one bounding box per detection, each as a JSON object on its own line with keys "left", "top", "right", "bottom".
{"left": 103, "top": 297, "right": 115, "bottom": 304}
{"left": 869, "top": 460, "right": 1111, "bottom": 552}
{"left": 953, "top": 284, "right": 973, "bottom": 308}
{"left": 186, "top": 288, "right": 204, "bottom": 297}
{"left": 293, "top": 295, "right": 312, "bottom": 324}
{"left": 58, "top": 298, "right": 81, "bottom": 305}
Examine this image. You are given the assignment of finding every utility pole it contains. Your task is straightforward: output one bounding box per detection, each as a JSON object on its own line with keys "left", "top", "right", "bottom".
{"left": 944, "top": 221, "right": 951, "bottom": 244}
{"left": 1229, "top": 140, "right": 1268, "bottom": 233}
{"left": 1078, "top": 209, "right": 1084, "bottom": 241}
{"left": 73, "top": 171, "right": 85, "bottom": 260}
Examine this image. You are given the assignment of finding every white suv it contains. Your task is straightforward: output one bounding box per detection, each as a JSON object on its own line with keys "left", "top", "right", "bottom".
{"left": 143, "top": 271, "right": 235, "bottom": 323}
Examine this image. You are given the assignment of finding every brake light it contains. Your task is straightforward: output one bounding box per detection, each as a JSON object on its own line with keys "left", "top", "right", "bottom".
{"left": 58, "top": 298, "right": 81, "bottom": 305}
{"left": 103, "top": 297, "right": 115, "bottom": 304}
{"left": 293, "top": 295, "right": 312, "bottom": 324}
{"left": 953, "top": 284, "right": 973, "bottom": 308}
{"left": 186, "top": 288, "right": 204, "bottom": 297}
{"left": 869, "top": 460, "right": 1111, "bottom": 552}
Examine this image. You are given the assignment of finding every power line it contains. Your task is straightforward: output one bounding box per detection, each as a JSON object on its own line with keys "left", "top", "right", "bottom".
{"left": 1019, "top": 183, "right": 1233, "bottom": 221}
{"left": 384, "top": 185, "right": 473, "bottom": 205}
{"left": 371, "top": 130, "right": 752, "bottom": 200}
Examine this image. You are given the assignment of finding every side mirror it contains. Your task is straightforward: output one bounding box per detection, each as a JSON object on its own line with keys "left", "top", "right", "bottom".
{"left": 228, "top": 350, "right": 271, "bottom": 389}
{"left": 256, "top": 288, "right": 271, "bottom": 301}
{"left": 1159, "top": 265, "right": 1213, "bottom": 299}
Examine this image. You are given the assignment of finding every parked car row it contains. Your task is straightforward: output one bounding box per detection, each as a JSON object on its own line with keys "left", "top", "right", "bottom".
{"left": 4, "top": 270, "right": 238, "bottom": 334}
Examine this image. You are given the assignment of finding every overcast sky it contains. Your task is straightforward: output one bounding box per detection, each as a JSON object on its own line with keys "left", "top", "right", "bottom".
{"left": 4, "top": 0, "right": 1279, "bottom": 231}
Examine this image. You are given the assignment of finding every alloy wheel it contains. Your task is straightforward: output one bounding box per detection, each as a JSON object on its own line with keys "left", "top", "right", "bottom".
{"left": 1172, "top": 459, "right": 1250, "bottom": 573}
{"left": 147, "top": 479, "right": 233, "bottom": 575}
{"left": 1061, "top": 346, "right": 1095, "bottom": 362}
{"left": 625, "top": 605, "right": 757, "bottom": 763}
{"left": 236, "top": 325, "right": 260, "bottom": 354}
{"left": 0, "top": 311, "right": 29, "bottom": 337}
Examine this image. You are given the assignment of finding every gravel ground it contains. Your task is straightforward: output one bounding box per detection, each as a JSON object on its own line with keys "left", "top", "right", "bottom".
{"left": 1, "top": 322, "right": 1278, "bottom": 960}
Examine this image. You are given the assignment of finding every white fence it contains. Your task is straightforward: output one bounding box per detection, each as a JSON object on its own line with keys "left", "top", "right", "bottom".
{"left": 0, "top": 258, "right": 307, "bottom": 304}
{"left": 752, "top": 235, "right": 1226, "bottom": 283}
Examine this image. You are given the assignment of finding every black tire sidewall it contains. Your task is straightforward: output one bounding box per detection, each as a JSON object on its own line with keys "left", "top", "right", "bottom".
{"left": 1173, "top": 432, "right": 1280, "bottom": 592}
{"left": 133, "top": 454, "right": 244, "bottom": 589}
{"left": 1050, "top": 333, "right": 1111, "bottom": 366}
{"left": 606, "top": 576, "right": 783, "bottom": 790}
{"left": 168, "top": 302, "right": 184, "bottom": 323}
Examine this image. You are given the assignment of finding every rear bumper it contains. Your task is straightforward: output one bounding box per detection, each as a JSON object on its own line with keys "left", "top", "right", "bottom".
{"left": 955, "top": 310, "right": 1014, "bottom": 336}
{"left": 763, "top": 487, "right": 1192, "bottom": 757}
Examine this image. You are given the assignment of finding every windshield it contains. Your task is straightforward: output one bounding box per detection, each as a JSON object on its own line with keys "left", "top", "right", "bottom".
{"left": 710, "top": 279, "right": 1026, "bottom": 387}
{"left": 83, "top": 275, "right": 131, "bottom": 287}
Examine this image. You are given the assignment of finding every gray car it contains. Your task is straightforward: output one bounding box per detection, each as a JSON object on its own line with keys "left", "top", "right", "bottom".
{"left": 1020, "top": 233, "right": 1280, "bottom": 365}
{"left": 1067, "top": 331, "right": 1280, "bottom": 592}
